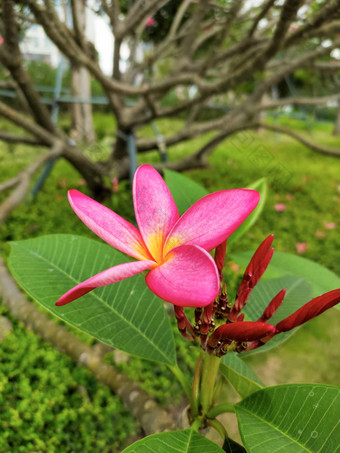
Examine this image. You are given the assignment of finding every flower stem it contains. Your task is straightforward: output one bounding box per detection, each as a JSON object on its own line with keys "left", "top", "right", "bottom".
{"left": 207, "top": 403, "right": 235, "bottom": 419}
{"left": 168, "top": 363, "right": 193, "bottom": 405}
{"left": 191, "top": 353, "right": 202, "bottom": 419}
{"left": 199, "top": 351, "right": 221, "bottom": 415}
{"left": 190, "top": 418, "right": 202, "bottom": 432}
{"left": 207, "top": 418, "right": 227, "bottom": 441}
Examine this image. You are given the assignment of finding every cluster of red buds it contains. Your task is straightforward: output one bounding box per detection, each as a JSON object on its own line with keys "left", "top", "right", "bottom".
{"left": 174, "top": 235, "right": 340, "bottom": 357}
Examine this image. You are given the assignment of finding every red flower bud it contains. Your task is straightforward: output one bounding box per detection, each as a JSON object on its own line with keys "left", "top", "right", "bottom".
{"left": 230, "top": 235, "right": 274, "bottom": 318}
{"left": 215, "top": 239, "right": 227, "bottom": 280}
{"left": 246, "top": 234, "right": 274, "bottom": 279}
{"left": 208, "top": 321, "right": 275, "bottom": 347}
{"left": 276, "top": 289, "right": 340, "bottom": 333}
{"left": 258, "top": 289, "right": 286, "bottom": 322}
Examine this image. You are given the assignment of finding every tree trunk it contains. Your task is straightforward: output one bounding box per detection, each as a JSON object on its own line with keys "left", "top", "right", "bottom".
{"left": 333, "top": 101, "right": 340, "bottom": 136}
{"left": 70, "top": 64, "right": 96, "bottom": 143}
{"left": 69, "top": 0, "right": 96, "bottom": 143}
{"left": 63, "top": 145, "right": 111, "bottom": 199}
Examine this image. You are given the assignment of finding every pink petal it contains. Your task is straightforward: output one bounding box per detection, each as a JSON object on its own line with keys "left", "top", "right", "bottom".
{"left": 145, "top": 244, "right": 220, "bottom": 307}
{"left": 164, "top": 189, "right": 259, "bottom": 254}
{"left": 56, "top": 260, "right": 155, "bottom": 306}
{"left": 133, "top": 165, "right": 179, "bottom": 263}
{"left": 68, "top": 190, "right": 152, "bottom": 261}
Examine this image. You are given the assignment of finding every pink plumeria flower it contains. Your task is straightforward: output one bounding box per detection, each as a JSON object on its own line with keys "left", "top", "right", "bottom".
{"left": 56, "top": 165, "right": 259, "bottom": 308}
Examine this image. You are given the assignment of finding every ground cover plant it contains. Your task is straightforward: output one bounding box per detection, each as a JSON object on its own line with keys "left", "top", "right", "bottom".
{"left": 1, "top": 115, "right": 339, "bottom": 452}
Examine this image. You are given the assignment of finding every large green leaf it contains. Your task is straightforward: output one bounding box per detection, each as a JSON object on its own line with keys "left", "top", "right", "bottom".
{"left": 241, "top": 276, "right": 312, "bottom": 354}
{"left": 122, "top": 429, "right": 224, "bottom": 453}
{"left": 9, "top": 235, "right": 176, "bottom": 365}
{"left": 221, "top": 353, "right": 263, "bottom": 398}
{"left": 236, "top": 384, "right": 340, "bottom": 453}
{"left": 229, "top": 178, "right": 268, "bottom": 245}
{"left": 164, "top": 169, "right": 208, "bottom": 215}
{"left": 232, "top": 251, "right": 340, "bottom": 301}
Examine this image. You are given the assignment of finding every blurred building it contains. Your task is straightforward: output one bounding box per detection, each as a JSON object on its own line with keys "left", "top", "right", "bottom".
{"left": 20, "top": 24, "right": 59, "bottom": 67}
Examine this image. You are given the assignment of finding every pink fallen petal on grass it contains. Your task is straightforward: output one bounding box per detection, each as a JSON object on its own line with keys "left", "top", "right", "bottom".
{"left": 315, "top": 230, "right": 327, "bottom": 238}
{"left": 324, "top": 222, "right": 336, "bottom": 230}
{"left": 296, "top": 242, "right": 308, "bottom": 254}
{"left": 274, "top": 203, "right": 286, "bottom": 212}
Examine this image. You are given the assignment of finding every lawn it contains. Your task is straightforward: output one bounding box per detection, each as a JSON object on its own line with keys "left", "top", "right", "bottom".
{"left": 0, "top": 114, "right": 339, "bottom": 452}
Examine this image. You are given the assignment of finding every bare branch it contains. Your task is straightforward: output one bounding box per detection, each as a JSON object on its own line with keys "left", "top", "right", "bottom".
{"left": 122, "top": 0, "right": 169, "bottom": 38}
{"left": 314, "top": 61, "right": 340, "bottom": 70}
{"left": 179, "top": 0, "right": 208, "bottom": 62}
{"left": 0, "top": 142, "right": 63, "bottom": 224}
{"left": 0, "top": 175, "right": 21, "bottom": 193}
{"left": 285, "top": 0, "right": 340, "bottom": 48}
{"left": 256, "top": 122, "right": 340, "bottom": 157}
{"left": 260, "top": 93, "right": 340, "bottom": 110}
{"left": 247, "top": 0, "right": 277, "bottom": 38}
{"left": 1, "top": 0, "right": 57, "bottom": 132}
{"left": 0, "top": 101, "right": 55, "bottom": 145}
{"left": 100, "top": 0, "right": 121, "bottom": 32}
{"left": 258, "top": 0, "right": 304, "bottom": 64}
{"left": 0, "top": 131, "right": 44, "bottom": 146}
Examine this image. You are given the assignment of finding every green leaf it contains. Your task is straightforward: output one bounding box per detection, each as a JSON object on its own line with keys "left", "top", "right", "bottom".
{"left": 164, "top": 169, "right": 208, "bottom": 215}
{"left": 221, "top": 353, "right": 263, "bottom": 398}
{"left": 9, "top": 235, "right": 176, "bottom": 365}
{"left": 122, "top": 429, "right": 224, "bottom": 453}
{"left": 241, "top": 276, "right": 312, "bottom": 354}
{"left": 232, "top": 251, "right": 340, "bottom": 301}
{"left": 229, "top": 178, "right": 268, "bottom": 244}
{"left": 236, "top": 384, "right": 340, "bottom": 453}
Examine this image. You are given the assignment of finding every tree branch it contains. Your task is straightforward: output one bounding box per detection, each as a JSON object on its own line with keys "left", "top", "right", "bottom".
{"left": 0, "top": 142, "right": 63, "bottom": 225}
{"left": 256, "top": 121, "right": 340, "bottom": 157}
{"left": 260, "top": 93, "right": 340, "bottom": 110}
{"left": 247, "top": 0, "right": 277, "bottom": 38}
{"left": 0, "top": 132, "right": 44, "bottom": 146}
{"left": 1, "top": 0, "right": 56, "bottom": 133}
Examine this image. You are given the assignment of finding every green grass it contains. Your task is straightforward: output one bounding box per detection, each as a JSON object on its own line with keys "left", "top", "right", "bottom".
{"left": 0, "top": 114, "right": 339, "bottom": 450}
